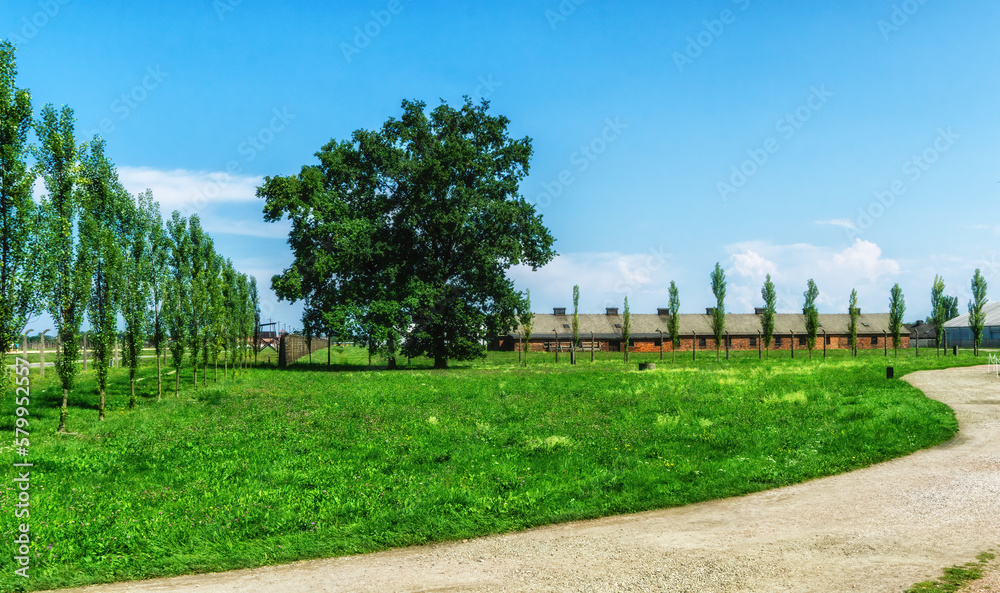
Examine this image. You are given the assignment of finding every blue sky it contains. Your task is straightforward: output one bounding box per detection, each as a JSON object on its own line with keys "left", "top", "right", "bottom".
{"left": 9, "top": 0, "right": 1000, "bottom": 331}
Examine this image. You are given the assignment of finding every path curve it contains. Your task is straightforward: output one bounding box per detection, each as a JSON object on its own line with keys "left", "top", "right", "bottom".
{"left": 50, "top": 365, "right": 1000, "bottom": 592}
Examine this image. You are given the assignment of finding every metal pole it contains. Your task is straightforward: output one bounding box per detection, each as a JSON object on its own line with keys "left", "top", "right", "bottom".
{"left": 657, "top": 329, "right": 663, "bottom": 361}
{"left": 591, "top": 331, "right": 595, "bottom": 363}
{"left": 823, "top": 329, "right": 827, "bottom": 358}
{"left": 884, "top": 330, "right": 888, "bottom": 357}
{"left": 791, "top": 330, "right": 795, "bottom": 359}
{"left": 758, "top": 329, "right": 762, "bottom": 359}
{"left": 725, "top": 330, "right": 730, "bottom": 360}
{"left": 692, "top": 331, "right": 696, "bottom": 361}
{"left": 554, "top": 329, "right": 559, "bottom": 363}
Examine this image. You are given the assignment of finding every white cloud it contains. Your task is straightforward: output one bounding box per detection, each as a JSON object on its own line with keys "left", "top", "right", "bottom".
{"left": 815, "top": 218, "right": 857, "bottom": 229}
{"left": 118, "top": 166, "right": 263, "bottom": 215}
{"left": 724, "top": 239, "right": 901, "bottom": 313}
{"left": 202, "top": 218, "right": 291, "bottom": 240}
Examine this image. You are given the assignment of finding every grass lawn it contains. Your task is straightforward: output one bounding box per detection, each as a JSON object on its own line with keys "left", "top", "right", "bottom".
{"left": 0, "top": 346, "right": 988, "bottom": 591}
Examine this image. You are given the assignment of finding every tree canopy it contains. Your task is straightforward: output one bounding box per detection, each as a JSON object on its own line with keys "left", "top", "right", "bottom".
{"left": 260, "top": 97, "right": 556, "bottom": 368}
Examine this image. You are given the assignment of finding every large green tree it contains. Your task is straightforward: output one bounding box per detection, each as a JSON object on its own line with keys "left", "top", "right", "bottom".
{"left": 0, "top": 40, "right": 40, "bottom": 388}
{"left": 36, "top": 103, "right": 88, "bottom": 432}
{"left": 803, "top": 279, "right": 819, "bottom": 358}
{"left": 888, "top": 283, "right": 906, "bottom": 357}
{"left": 969, "top": 269, "right": 988, "bottom": 356}
{"left": 621, "top": 295, "right": 631, "bottom": 364}
{"left": 710, "top": 262, "right": 726, "bottom": 361}
{"left": 260, "top": 98, "right": 556, "bottom": 369}
{"left": 760, "top": 274, "right": 776, "bottom": 357}
{"left": 667, "top": 281, "right": 680, "bottom": 362}
{"left": 146, "top": 201, "right": 170, "bottom": 399}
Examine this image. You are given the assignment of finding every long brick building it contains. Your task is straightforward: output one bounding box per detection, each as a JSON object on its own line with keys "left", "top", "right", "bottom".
{"left": 495, "top": 307, "right": 908, "bottom": 353}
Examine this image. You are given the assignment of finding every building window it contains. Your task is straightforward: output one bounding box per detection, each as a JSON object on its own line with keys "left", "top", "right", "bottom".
{"left": 750, "top": 336, "right": 757, "bottom": 347}
{"left": 699, "top": 337, "right": 707, "bottom": 347}
{"left": 871, "top": 336, "right": 878, "bottom": 345}
{"left": 798, "top": 337, "right": 806, "bottom": 346}
{"left": 775, "top": 337, "right": 783, "bottom": 347}
{"left": 825, "top": 335, "right": 831, "bottom": 345}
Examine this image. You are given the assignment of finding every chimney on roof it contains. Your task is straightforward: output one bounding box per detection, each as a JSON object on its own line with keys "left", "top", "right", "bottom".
{"left": 915, "top": 319, "right": 923, "bottom": 326}
{"left": 706, "top": 307, "right": 716, "bottom": 315}
{"left": 606, "top": 307, "right": 619, "bottom": 316}
{"left": 754, "top": 307, "right": 764, "bottom": 315}
{"left": 657, "top": 308, "right": 670, "bottom": 316}
{"left": 553, "top": 307, "right": 566, "bottom": 316}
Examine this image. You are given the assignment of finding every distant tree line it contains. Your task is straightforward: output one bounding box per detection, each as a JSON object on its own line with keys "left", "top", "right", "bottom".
{"left": 0, "top": 40, "right": 260, "bottom": 432}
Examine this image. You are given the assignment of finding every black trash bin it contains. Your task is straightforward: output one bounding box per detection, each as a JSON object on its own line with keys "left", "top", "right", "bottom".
{"left": 886, "top": 366, "right": 894, "bottom": 379}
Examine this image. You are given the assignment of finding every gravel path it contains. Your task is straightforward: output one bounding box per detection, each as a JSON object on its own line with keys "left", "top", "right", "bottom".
{"left": 48, "top": 365, "right": 1000, "bottom": 592}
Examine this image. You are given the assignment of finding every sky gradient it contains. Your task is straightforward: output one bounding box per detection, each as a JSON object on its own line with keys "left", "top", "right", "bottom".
{"left": 8, "top": 0, "right": 1000, "bottom": 331}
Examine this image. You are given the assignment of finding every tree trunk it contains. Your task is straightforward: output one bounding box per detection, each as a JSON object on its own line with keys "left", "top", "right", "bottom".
{"left": 129, "top": 368, "right": 136, "bottom": 409}
{"left": 175, "top": 366, "right": 180, "bottom": 397}
{"left": 156, "top": 350, "right": 162, "bottom": 402}
{"left": 434, "top": 355, "right": 448, "bottom": 369}
{"left": 99, "top": 388, "right": 105, "bottom": 421}
{"left": 387, "top": 357, "right": 398, "bottom": 370}
{"left": 58, "top": 388, "right": 69, "bottom": 433}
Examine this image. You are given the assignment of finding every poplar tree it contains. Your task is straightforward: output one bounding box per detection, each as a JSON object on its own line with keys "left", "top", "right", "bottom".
{"left": 848, "top": 289, "right": 859, "bottom": 357}
{"left": 803, "top": 279, "right": 819, "bottom": 358}
{"left": 710, "top": 262, "right": 726, "bottom": 361}
{"left": 0, "top": 41, "right": 40, "bottom": 387}
{"left": 621, "top": 295, "right": 631, "bottom": 364}
{"left": 520, "top": 289, "right": 533, "bottom": 367}
{"left": 122, "top": 190, "right": 154, "bottom": 407}
{"left": 889, "top": 283, "right": 906, "bottom": 357}
{"left": 571, "top": 285, "right": 579, "bottom": 365}
{"left": 248, "top": 275, "right": 260, "bottom": 364}
{"left": 165, "top": 211, "right": 191, "bottom": 396}
{"left": 80, "top": 137, "right": 127, "bottom": 421}
{"left": 969, "top": 269, "right": 988, "bottom": 356}
{"left": 146, "top": 202, "right": 169, "bottom": 400}
{"left": 761, "top": 274, "right": 776, "bottom": 357}
{"left": 667, "top": 281, "right": 680, "bottom": 362}
{"left": 207, "top": 252, "right": 225, "bottom": 381}
{"left": 187, "top": 216, "right": 208, "bottom": 387}
{"left": 930, "top": 275, "right": 946, "bottom": 356}
{"left": 36, "top": 104, "right": 88, "bottom": 432}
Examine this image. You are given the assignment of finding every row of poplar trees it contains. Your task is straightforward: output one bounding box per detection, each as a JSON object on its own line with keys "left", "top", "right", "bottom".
{"left": 0, "top": 41, "right": 260, "bottom": 432}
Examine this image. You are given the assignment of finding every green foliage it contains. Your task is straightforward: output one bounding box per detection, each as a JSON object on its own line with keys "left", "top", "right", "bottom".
{"left": 804, "top": 279, "right": 819, "bottom": 355}
{"left": 968, "top": 269, "right": 988, "bottom": 356}
{"left": 0, "top": 349, "right": 975, "bottom": 591}
{"left": 889, "top": 283, "right": 906, "bottom": 355}
{"left": 761, "top": 274, "right": 776, "bottom": 353}
{"left": 259, "top": 97, "right": 555, "bottom": 369}
{"left": 943, "top": 295, "right": 959, "bottom": 320}
{"left": 710, "top": 262, "right": 726, "bottom": 360}
{"left": 667, "top": 281, "right": 680, "bottom": 361}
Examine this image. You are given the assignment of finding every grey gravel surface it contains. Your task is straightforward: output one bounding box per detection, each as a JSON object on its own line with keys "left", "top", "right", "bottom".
{"left": 47, "top": 365, "right": 1000, "bottom": 592}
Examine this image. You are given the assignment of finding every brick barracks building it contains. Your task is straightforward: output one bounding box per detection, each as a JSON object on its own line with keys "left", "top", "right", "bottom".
{"left": 495, "top": 307, "right": 908, "bottom": 354}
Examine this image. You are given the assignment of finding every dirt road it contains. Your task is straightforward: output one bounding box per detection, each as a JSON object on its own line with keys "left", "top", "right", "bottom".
{"left": 50, "top": 365, "right": 1000, "bottom": 592}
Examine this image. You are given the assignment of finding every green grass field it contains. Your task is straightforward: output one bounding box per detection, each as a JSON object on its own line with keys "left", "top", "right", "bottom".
{"left": 0, "top": 346, "right": 988, "bottom": 591}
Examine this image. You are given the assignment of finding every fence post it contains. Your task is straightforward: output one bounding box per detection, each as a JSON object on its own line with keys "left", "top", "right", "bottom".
{"left": 884, "top": 331, "right": 887, "bottom": 357}
{"left": 692, "top": 331, "right": 697, "bottom": 362}
{"left": 823, "top": 329, "right": 827, "bottom": 358}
